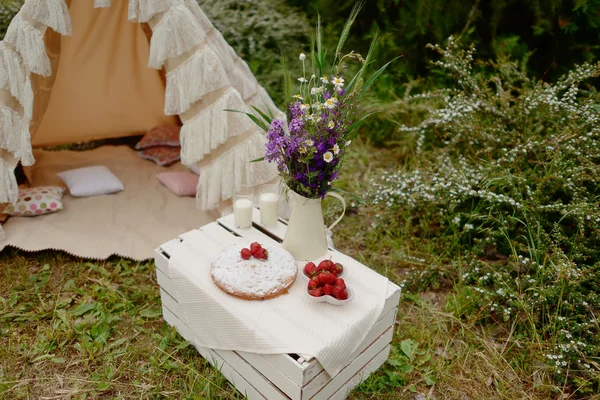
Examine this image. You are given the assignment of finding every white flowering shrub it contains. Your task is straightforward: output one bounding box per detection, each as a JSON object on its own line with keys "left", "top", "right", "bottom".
{"left": 0, "top": 0, "right": 22, "bottom": 40}
{"left": 370, "top": 37, "right": 600, "bottom": 393}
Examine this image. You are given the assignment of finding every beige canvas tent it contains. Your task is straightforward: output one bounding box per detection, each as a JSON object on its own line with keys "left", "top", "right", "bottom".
{"left": 0, "top": 0, "right": 280, "bottom": 251}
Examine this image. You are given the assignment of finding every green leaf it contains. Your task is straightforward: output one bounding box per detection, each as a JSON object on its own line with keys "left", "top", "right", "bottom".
{"left": 249, "top": 157, "right": 266, "bottom": 163}
{"left": 425, "top": 375, "right": 438, "bottom": 386}
{"left": 397, "top": 363, "right": 414, "bottom": 374}
{"left": 72, "top": 302, "right": 97, "bottom": 317}
{"left": 346, "top": 112, "right": 378, "bottom": 142}
{"left": 97, "top": 382, "right": 110, "bottom": 391}
{"left": 360, "top": 57, "right": 402, "bottom": 98}
{"left": 139, "top": 308, "right": 162, "bottom": 319}
{"left": 251, "top": 105, "right": 273, "bottom": 125}
{"left": 400, "top": 339, "right": 419, "bottom": 362}
{"left": 223, "top": 109, "right": 268, "bottom": 131}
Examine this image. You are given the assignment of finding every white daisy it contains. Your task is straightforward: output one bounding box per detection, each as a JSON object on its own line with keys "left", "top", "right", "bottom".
{"left": 345, "top": 140, "right": 352, "bottom": 147}
{"left": 298, "top": 77, "right": 308, "bottom": 83}
{"left": 332, "top": 76, "right": 345, "bottom": 87}
{"left": 328, "top": 121, "right": 335, "bottom": 129}
{"left": 292, "top": 94, "right": 304, "bottom": 100}
{"left": 305, "top": 139, "right": 314, "bottom": 146}
{"left": 299, "top": 53, "right": 306, "bottom": 61}
{"left": 299, "top": 103, "right": 310, "bottom": 111}
{"left": 323, "top": 152, "right": 334, "bottom": 163}
{"left": 324, "top": 97, "right": 338, "bottom": 109}
{"left": 299, "top": 146, "right": 307, "bottom": 154}
{"left": 320, "top": 76, "right": 329, "bottom": 84}
{"left": 311, "top": 87, "right": 323, "bottom": 95}
{"left": 333, "top": 144, "right": 340, "bottom": 155}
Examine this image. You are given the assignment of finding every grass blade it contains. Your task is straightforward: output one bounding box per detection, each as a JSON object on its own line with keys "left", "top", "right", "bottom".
{"left": 223, "top": 109, "right": 268, "bottom": 131}
{"left": 251, "top": 105, "right": 273, "bottom": 125}
{"left": 332, "top": 1, "right": 365, "bottom": 69}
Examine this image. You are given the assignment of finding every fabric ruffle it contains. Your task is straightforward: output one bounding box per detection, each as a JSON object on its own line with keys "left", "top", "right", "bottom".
{"left": 180, "top": 87, "right": 255, "bottom": 166}
{"left": 196, "top": 133, "right": 278, "bottom": 210}
{"left": 22, "top": 0, "right": 71, "bottom": 35}
{"left": 148, "top": 4, "right": 207, "bottom": 69}
{"left": 4, "top": 14, "right": 51, "bottom": 77}
{"left": 0, "top": 43, "right": 33, "bottom": 119}
{"left": 164, "top": 45, "right": 229, "bottom": 115}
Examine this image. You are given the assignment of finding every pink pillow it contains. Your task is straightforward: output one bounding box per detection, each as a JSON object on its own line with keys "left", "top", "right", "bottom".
{"left": 156, "top": 172, "right": 199, "bottom": 197}
{"left": 135, "top": 125, "right": 181, "bottom": 150}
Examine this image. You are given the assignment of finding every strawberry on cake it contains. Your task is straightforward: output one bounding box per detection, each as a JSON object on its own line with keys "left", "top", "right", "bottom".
{"left": 211, "top": 242, "right": 297, "bottom": 300}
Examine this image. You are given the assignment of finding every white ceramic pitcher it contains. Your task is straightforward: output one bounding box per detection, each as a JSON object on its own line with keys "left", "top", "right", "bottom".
{"left": 282, "top": 190, "right": 346, "bottom": 261}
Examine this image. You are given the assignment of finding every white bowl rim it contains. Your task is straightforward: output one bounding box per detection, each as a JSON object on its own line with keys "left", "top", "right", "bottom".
{"left": 306, "top": 286, "right": 353, "bottom": 305}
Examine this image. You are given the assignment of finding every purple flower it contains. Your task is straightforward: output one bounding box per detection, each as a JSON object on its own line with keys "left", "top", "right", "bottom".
{"left": 265, "top": 119, "right": 285, "bottom": 163}
{"left": 339, "top": 88, "right": 346, "bottom": 97}
{"left": 288, "top": 117, "right": 305, "bottom": 134}
{"left": 289, "top": 102, "right": 303, "bottom": 119}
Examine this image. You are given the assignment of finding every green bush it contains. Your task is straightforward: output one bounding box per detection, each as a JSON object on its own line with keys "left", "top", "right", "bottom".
{"left": 0, "top": 0, "right": 22, "bottom": 40}
{"left": 370, "top": 37, "right": 600, "bottom": 394}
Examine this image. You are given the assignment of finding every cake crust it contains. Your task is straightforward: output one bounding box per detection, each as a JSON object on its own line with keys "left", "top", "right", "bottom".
{"left": 210, "top": 243, "right": 298, "bottom": 300}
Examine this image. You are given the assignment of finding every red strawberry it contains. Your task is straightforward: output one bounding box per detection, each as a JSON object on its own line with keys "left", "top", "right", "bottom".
{"left": 323, "top": 284, "right": 334, "bottom": 296}
{"left": 317, "top": 260, "right": 330, "bottom": 273}
{"left": 254, "top": 248, "right": 268, "bottom": 260}
{"left": 317, "top": 271, "right": 335, "bottom": 286}
{"left": 332, "top": 263, "right": 344, "bottom": 276}
{"left": 240, "top": 248, "right": 252, "bottom": 260}
{"left": 304, "top": 262, "right": 317, "bottom": 276}
{"left": 250, "top": 242, "right": 263, "bottom": 256}
{"left": 308, "top": 277, "right": 320, "bottom": 290}
{"left": 334, "top": 278, "right": 346, "bottom": 289}
{"left": 308, "top": 288, "right": 323, "bottom": 297}
{"left": 332, "top": 286, "right": 348, "bottom": 300}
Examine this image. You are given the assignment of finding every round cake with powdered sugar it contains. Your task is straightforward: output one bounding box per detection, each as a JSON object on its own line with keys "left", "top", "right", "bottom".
{"left": 211, "top": 243, "right": 297, "bottom": 300}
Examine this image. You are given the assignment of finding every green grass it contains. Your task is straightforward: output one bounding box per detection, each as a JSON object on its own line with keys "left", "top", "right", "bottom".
{"left": 0, "top": 139, "right": 578, "bottom": 399}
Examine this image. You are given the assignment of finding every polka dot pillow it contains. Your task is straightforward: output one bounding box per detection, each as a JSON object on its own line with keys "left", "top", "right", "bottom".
{"left": 2, "top": 186, "right": 65, "bottom": 217}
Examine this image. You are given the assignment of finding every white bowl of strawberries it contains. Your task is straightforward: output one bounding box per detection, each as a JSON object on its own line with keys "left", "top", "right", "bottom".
{"left": 303, "top": 260, "right": 352, "bottom": 305}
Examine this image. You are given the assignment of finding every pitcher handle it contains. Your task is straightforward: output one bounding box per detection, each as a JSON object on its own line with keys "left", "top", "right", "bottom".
{"left": 325, "top": 192, "right": 346, "bottom": 231}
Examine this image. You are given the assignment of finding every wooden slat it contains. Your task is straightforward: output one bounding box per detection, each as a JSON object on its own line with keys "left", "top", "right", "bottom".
{"left": 328, "top": 345, "right": 391, "bottom": 400}
{"left": 307, "top": 328, "right": 394, "bottom": 400}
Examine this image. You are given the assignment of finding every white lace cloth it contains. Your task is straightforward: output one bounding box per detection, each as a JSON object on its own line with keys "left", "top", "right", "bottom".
{"left": 168, "top": 229, "right": 390, "bottom": 377}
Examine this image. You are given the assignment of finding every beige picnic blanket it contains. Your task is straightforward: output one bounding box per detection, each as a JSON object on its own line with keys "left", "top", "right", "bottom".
{"left": 0, "top": 145, "right": 220, "bottom": 260}
{"left": 168, "top": 228, "right": 390, "bottom": 377}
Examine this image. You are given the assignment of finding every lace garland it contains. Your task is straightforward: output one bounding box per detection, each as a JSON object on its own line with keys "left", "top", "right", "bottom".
{"left": 0, "top": 157, "right": 19, "bottom": 205}
{"left": 164, "top": 45, "right": 229, "bottom": 115}
{"left": 196, "top": 133, "right": 278, "bottom": 210}
{"left": 180, "top": 88, "right": 255, "bottom": 166}
{"left": 148, "top": 4, "right": 206, "bottom": 69}
{"left": 22, "top": 0, "right": 71, "bottom": 36}
{"left": 0, "top": 43, "right": 33, "bottom": 120}
{"left": 0, "top": 104, "right": 34, "bottom": 167}
{"left": 4, "top": 14, "right": 51, "bottom": 77}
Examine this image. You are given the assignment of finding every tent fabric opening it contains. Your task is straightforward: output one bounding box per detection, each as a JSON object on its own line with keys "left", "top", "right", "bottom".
{"left": 32, "top": 0, "right": 178, "bottom": 147}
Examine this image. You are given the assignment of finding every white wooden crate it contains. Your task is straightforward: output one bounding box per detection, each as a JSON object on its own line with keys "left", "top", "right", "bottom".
{"left": 154, "top": 210, "right": 401, "bottom": 399}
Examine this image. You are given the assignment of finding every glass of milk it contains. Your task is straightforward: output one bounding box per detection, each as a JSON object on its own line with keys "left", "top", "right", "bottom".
{"left": 259, "top": 184, "right": 280, "bottom": 228}
{"left": 234, "top": 185, "right": 254, "bottom": 229}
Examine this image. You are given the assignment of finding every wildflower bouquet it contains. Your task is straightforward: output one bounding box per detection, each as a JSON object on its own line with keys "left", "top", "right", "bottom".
{"left": 237, "top": 2, "right": 396, "bottom": 199}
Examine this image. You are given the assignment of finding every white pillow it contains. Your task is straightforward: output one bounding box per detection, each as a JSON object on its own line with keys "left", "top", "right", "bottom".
{"left": 57, "top": 166, "right": 124, "bottom": 197}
